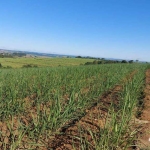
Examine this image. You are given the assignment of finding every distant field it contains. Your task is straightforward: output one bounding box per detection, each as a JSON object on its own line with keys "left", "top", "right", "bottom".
{"left": 0, "top": 57, "right": 94, "bottom": 68}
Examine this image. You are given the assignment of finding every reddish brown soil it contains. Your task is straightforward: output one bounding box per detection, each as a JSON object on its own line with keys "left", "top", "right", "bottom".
{"left": 136, "top": 69, "right": 150, "bottom": 149}
{"left": 0, "top": 71, "right": 137, "bottom": 150}
{"left": 49, "top": 71, "right": 137, "bottom": 149}
{"left": 49, "top": 85, "right": 122, "bottom": 150}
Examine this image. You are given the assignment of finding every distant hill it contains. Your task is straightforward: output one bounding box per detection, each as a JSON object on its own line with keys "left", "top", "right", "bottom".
{"left": 0, "top": 49, "right": 76, "bottom": 58}
{"left": 0, "top": 48, "right": 148, "bottom": 63}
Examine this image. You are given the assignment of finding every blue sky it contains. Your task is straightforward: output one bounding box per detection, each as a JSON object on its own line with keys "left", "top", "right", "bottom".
{"left": 0, "top": 0, "right": 150, "bottom": 61}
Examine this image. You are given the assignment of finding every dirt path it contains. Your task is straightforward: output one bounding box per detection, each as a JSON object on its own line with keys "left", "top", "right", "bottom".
{"left": 136, "top": 69, "right": 150, "bottom": 149}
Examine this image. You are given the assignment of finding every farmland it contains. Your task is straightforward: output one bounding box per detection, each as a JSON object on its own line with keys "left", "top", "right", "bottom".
{"left": 0, "top": 57, "right": 94, "bottom": 68}
{"left": 0, "top": 63, "right": 149, "bottom": 149}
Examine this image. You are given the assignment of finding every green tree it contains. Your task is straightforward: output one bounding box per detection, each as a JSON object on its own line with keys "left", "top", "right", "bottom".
{"left": 121, "top": 60, "right": 127, "bottom": 63}
{"left": 128, "top": 60, "right": 133, "bottom": 63}
{"left": 136, "top": 60, "right": 139, "bottom": 63}
{"left": 76, "top": 56, "right": 82, "bottom": 58}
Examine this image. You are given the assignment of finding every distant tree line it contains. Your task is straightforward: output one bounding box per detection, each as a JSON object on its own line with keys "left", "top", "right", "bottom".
{"left": 0, "top": 53, "right": 13, "bottom": 58}
{"left": 76, "top": 56, "right": 102, "bottom": 59}
{"left": 84, "top": 59, "right": 138, "bottom": 65}
{"left": 12, "top": 52, "right": 26, "bottom": 57}
{"left": 0, "top": 52, "right": 26, "bottom": 58}
{"left": 75, "top": 56, "right": 146, "bottom": 65}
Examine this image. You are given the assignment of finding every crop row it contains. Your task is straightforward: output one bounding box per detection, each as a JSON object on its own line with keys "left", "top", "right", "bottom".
{"left": 0, "top": 63, "right": 148, "bottom": 149}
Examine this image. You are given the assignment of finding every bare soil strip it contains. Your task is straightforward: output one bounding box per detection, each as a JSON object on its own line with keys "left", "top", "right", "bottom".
{"left": 49, "top": 71, "right": 137, "bottom": 150}
{"left": 136, "top": 69, "right": 150, "bottom": 149}
{"left": 0, "top": 71, "right": 136, "bottom": 150}
{"left": 49, "top": 86, "right": 121, "bottom": 149}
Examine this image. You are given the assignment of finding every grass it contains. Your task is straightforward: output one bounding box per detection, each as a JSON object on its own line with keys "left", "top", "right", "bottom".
{"left": 0, "top": 57, "right": 94, "bottom": 68}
